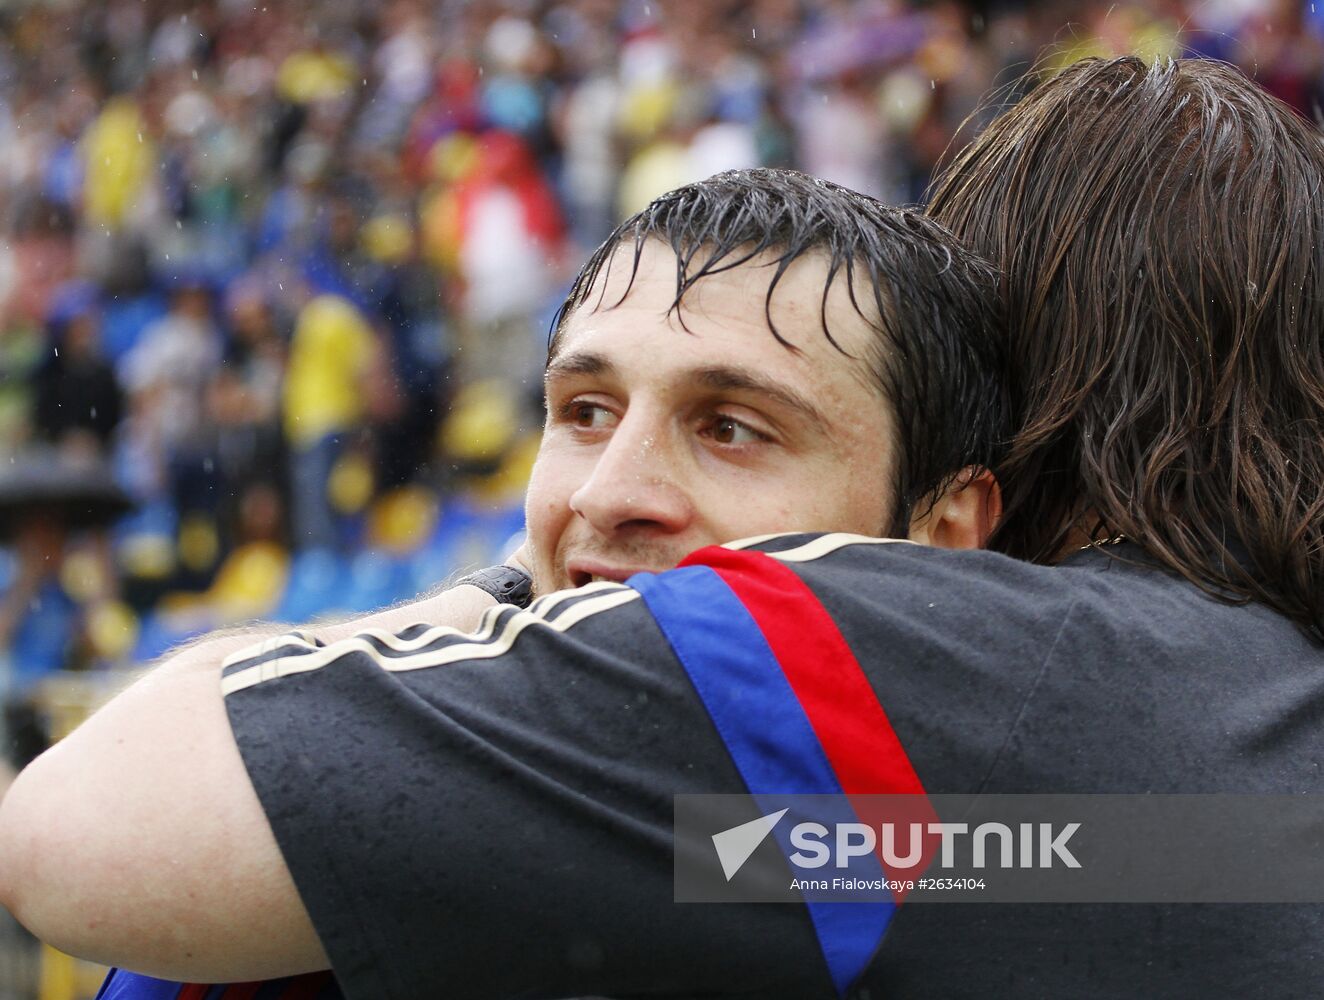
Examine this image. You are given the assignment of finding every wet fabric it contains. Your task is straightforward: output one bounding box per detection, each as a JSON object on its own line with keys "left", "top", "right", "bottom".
{"left": 225, "top": 534, "right": 1324, "bottom": 999}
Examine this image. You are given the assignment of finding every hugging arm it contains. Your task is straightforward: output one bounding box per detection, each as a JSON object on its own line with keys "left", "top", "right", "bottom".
{"left": 0, "top": 582, "right": 500, "bottom": 981}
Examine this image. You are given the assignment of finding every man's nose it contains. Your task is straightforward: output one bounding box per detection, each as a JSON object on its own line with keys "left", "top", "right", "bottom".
{"left": 568, "top": 414, "right": 694, "bottom": 537}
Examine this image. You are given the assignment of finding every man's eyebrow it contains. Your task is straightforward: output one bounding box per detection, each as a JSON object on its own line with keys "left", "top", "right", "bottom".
{"left": 544, "top": 354, "right": 828, "bottom": 425}
{"left": 544, "top": 351, "right": 616, "bottom": 382}
{"left": 695, "top": 366, "right": 826, "bottom": 424}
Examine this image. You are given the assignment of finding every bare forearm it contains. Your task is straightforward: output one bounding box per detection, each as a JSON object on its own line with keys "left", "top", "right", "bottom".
{"left": 135, "top": 581, "right": 501, "bottom": 678}
{"left": 0, "top": 629, "right": 298, "bottom": 975}
{"left": 0, "top": 581, "right": 499, "bottom": 975}
{"left": 317, "top": 583, "right": 499, "bottom": 643}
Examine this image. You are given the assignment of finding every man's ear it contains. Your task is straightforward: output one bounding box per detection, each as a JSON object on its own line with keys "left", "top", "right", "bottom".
{"left": 906, "top": 467, "right": 1002, "bottom": 550}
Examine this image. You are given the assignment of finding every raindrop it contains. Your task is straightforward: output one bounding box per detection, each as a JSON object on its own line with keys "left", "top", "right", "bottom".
{"left": 930, "top": 79, "right": 935, "bottom": 90}
{"left": 752, "top": 27, "right": 756, "bottom": 39}
{"left": 192, "top": 69, "right": 198, "bottom": 80}
{"left": 53, "top": 346, "right": 59, "bottom": 357}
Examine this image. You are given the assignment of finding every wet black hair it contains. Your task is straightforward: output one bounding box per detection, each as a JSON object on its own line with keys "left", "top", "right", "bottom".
{"left": 549, "top": 167, "right": 1008, "bottom": 533}
{"left": 930, "top": 57, "right": 1324, "bottom": 638}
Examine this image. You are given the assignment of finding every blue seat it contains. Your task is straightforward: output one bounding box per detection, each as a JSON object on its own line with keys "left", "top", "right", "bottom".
{"left": 8, "top": 582, "right": 79, "bottom": 690}
{"left": 273, "top": 548, "right": 350, "bottom": 621}
{"left": 410, "top": 501, "right": 526, "bottom": 592}
{"left": 342, "top": 548, "right": 414, "bottom": 614}
{"left": 101, "top": 291, "right": 168, "bottom": 366}
{"left": 131, "top": 611, "right": 204, "bottom": 665}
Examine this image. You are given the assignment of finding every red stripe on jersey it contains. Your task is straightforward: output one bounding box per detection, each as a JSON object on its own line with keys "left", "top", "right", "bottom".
{"left": 682, "top": 545, "right": 940, "bottom": 898}
{"left": 683, "top": 545, "right": 925, "bottom": 795}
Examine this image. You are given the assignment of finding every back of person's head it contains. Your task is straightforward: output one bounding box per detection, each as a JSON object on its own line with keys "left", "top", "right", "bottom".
{"left": 928, "top": 56, "right": 1324, "bottom": 637}
{"left": 552, "top": 167, "right": 1008, "bottom": 535}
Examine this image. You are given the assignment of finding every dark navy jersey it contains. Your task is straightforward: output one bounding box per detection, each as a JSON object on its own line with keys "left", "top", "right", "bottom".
{"left": 224, "top": 533, "right": 1324, "bottom": 999}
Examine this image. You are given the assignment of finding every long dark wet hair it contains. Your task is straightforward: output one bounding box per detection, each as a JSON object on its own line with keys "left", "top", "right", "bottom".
{"left": 930, "top": 56, "right": 1324, "bottom": 639}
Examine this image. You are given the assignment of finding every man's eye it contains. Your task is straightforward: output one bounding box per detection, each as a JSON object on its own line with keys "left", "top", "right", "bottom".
{"left": 567, "top": 402, "right": 615, "bottom": 429}
{"left": 707, "top": 416, "right": 767, "bottom": 445}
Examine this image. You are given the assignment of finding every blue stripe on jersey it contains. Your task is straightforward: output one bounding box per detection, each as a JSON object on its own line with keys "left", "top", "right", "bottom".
{"left": 95, "top": 970, "right": 182, "bottom": 1000}
{"left": 631, "top": 564, "right": 895, "bottom": 996}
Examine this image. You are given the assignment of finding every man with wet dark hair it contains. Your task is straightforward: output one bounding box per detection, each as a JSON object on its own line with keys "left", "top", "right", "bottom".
{"left": 1, "top": 168, "right": 1010, "bottom": 998}
{"left": 544, "top": 167, "right": 1008, "bottom": 539}
{"left": 522, "top": 168, "right": 1006, "bottom": 598}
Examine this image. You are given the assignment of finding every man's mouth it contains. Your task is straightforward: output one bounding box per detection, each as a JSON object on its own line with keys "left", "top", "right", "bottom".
{"left": 565, "top": 562, "right": 656, "bottom": 588}
{"left": 568, "top": 570, "right": 628, "bottom": 588}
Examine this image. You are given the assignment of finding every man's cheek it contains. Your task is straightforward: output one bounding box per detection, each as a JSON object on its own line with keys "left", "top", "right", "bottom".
{"left": 522, "top": 515, "right": 556, "bottom": 596}
{"left": 522, "top": 488, "right": 567, "bottom": 596}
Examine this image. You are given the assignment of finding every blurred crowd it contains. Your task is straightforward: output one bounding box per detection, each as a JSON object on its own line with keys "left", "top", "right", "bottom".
{"left": 2, "top": 0, "right": 1323, "bottom": 768}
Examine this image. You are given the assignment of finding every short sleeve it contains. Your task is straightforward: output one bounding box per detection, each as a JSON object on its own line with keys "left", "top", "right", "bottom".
{"left": 223, "top": 581, "right": 836, "bottom": 1000}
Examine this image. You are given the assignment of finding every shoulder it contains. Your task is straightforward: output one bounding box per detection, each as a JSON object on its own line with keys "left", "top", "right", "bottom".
{"left": 676, "top": 532, "right": 1086, "bottom": 643}
{"left": 656, "top": 533, "right": 1118, "bottom": 795}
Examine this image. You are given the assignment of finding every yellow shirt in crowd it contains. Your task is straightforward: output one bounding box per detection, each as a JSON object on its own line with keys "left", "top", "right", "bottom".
{"left": 282, "top": 294, "right": 375, "bottom": 449}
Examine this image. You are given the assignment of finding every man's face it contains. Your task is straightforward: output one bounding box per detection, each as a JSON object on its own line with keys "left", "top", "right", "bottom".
{"left": 524, "top": 240, "right": 898, "bottom": 593}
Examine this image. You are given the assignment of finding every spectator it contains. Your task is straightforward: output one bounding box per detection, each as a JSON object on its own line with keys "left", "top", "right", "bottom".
{"left": 118, "top": 278, "right": 222, "bottom": 514}
{"left": 435, "top": 129, "right": 565, "bottom": 404}
{"left": 282, "top": 291, "right": 385, "bottom": 550}
{"left": 208, "top": 279, "right": 288, "bottom": 543}
{"left": 32, "top": 282, "right": 123, "bottom": 456}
